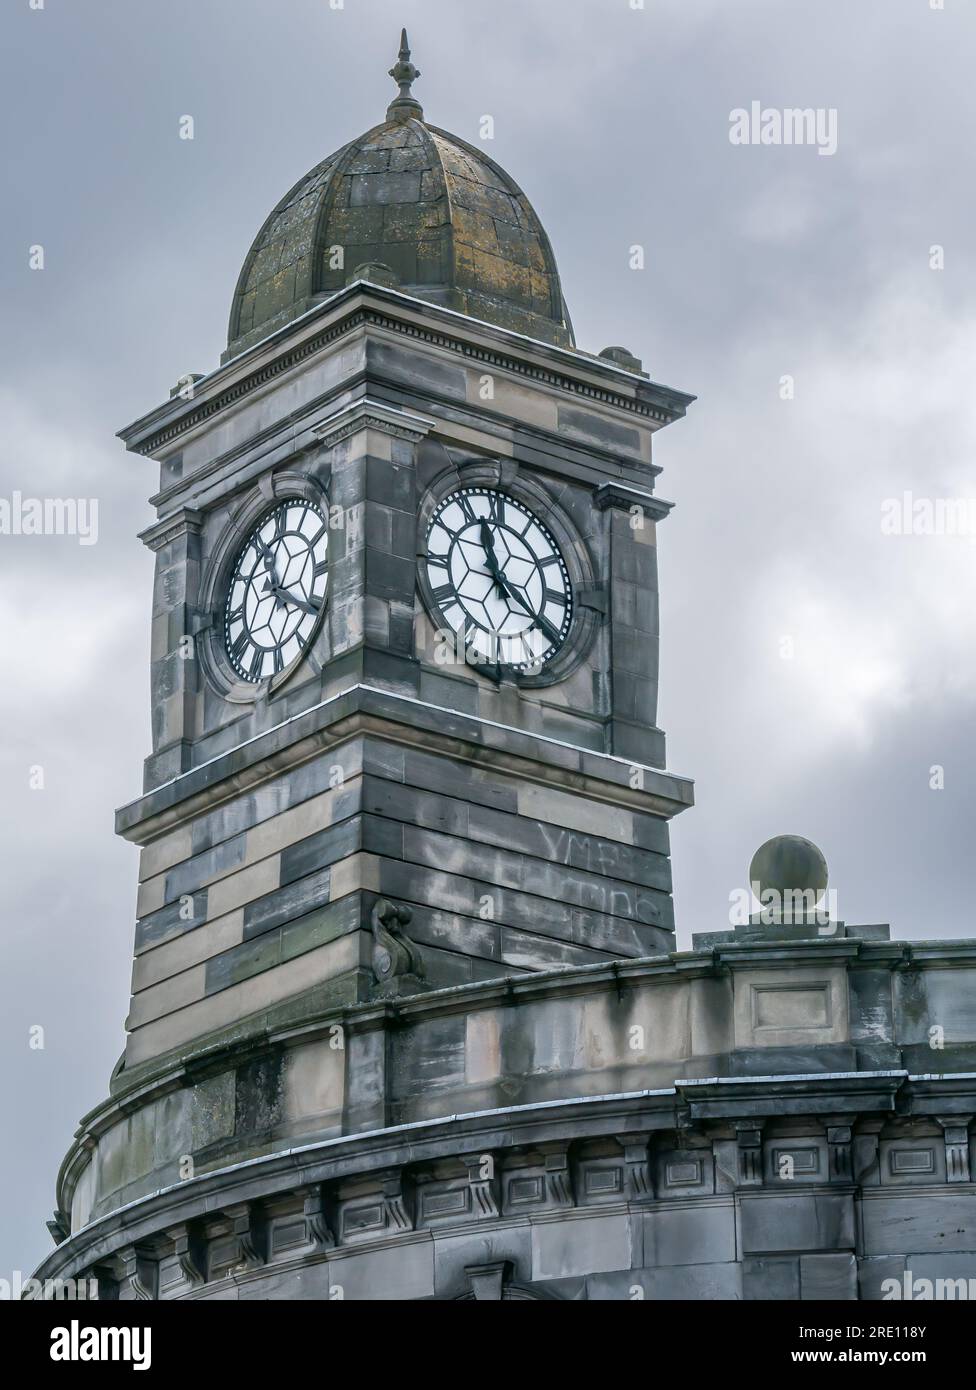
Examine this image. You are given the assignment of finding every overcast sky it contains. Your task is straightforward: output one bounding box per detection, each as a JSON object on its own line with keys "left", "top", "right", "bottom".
{"left": 2, "top": 0, "right": 975, "bottom": 1279}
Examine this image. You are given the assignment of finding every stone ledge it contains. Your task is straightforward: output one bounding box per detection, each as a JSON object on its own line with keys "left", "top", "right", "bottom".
{"left": 115, "top": 683, "right": 695, "bottom": 843}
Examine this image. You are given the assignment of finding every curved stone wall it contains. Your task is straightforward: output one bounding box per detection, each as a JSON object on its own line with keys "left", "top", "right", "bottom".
{"left": 34, "top": 938, "right": 976, "bottom": 1300}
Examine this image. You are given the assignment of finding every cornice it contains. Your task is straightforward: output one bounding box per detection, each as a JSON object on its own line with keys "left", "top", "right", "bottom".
{"left": 38, "top": 1068, "right": 976, "bottom": 1290}
{"left": 594, "top": 481, "right": 675, "bottom": 521}
{"left": 117, "top": 285, "right": 696, "bottom": 459}
{"left": 310, "top": 397, "right": 436, "bottom": 449}
{"left": 39, "top": 1087, "right": 683, "bottom": 1285}
{"left": 676, "top": 1071, "right": 909, "bottom": 1120}
{"left": 137, "top": 507, "right": 204, "bottom": 553}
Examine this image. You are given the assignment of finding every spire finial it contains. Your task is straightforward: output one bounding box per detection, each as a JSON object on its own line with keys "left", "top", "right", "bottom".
{"left": 387, "top": 28, "right": 423, "bottom": 123}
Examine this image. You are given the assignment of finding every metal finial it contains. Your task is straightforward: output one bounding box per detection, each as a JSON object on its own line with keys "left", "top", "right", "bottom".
{"left": 387, "top": 28, "right": 423, "bottom": 122}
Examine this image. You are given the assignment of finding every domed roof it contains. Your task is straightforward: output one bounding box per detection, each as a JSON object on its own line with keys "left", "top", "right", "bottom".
{"left": 225, "top": 32, "right": 575, "bottom": 361}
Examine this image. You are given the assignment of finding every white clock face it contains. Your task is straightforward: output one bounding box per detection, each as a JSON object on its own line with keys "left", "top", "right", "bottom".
{"left": 224, "top": 500, "right": 329, "bottom": 683}
{"left": 424, "top": 487, "right": 573, "bottom": 672}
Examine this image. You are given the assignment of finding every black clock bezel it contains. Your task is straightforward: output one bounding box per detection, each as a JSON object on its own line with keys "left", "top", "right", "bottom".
{"left": 198, "top": 471, "right": 332, "bottom": 704}
{"left": 417, "top": 462, "right": 600, "bottom": 689}
{"left": 423, "top": 486, "right": 574, "bottom": 675}
{"left": 223, "top": 498, "right": 330, "bottom": 685}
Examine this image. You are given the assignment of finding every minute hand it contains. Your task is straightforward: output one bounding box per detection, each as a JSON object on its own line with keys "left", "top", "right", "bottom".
{"left": 270, "top": 586, "right": 320, "bottom": 617}
{"left": 492, "top": 569, "right": 562, "bottom": 646}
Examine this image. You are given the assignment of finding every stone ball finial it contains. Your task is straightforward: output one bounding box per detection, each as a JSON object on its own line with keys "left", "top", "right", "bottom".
{"left": 749, "top": 834, "right": 828, "bottom": 911}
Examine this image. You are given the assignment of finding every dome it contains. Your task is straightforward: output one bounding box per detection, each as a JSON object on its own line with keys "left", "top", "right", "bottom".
{"left": 225, "top": 32, "right": 575, "bottom": 361}
{"left": 228, "top": 32, "right": 581, "bottom": 361}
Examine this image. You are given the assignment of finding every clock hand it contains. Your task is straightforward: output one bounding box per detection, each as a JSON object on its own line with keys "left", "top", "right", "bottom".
{"left": 532, "top": 609, "right": 563, "bottom": 646}
{"left": 269, "top": 585, "right": 321, "bottom": 618}
{"left": 255, "top": 535, "right": 287, "bottom": 608}
{"left": 478, "top": 521, "right": 561, "bottom": 648}
{"left": 479, "top": 521, "right": 508, "bottom": 598}
{"left": 491, "top": 571, "right": 562, "bottom": 647}
{"left": 255, "top": 534, "right": 280, "bottom": 577}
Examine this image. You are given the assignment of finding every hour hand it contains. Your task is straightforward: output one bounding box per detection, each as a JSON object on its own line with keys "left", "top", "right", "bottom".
{"left": 256, "top": 536, "right": 285, "bottom": 604}
{"left": 255, "top": 534, "right": 278, "bottom": 574}
{"left": 479, "top": 521, "right": 507, "bottom": 596}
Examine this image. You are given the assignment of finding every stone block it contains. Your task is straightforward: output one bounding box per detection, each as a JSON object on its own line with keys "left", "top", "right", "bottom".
{"left": 135, "top": 889, "right": 209, "bottom": 953}
{"left": 190, "top": 1072, "right": 236, "bottom": 1150}
{"left": 532, "top": 1214, "right": 632, "bottom": 1281}
{"left": 282, "top": 1038, "right": 345, "bottom": 1124}
{"left": 739, "top": 1193, "right": 855, "bottom": 1255}
{"left": 642, "top": 1202, "right": 736, "bottom": 1267}
{"left": 163, "top": 834, "right": 247, "bottom": 902}
{"left": 742, "top": 1256, "right": 800, "bottom": 1300}
{"left": 327, "top": 1241, "right": 435, "bottom": 1301}
{"left": 861, "top": 1192, "right": 976, "bottom": 1255}
{"left": 800, "top": 1252, "right": 857, "bottom": 1300}
{"left": 278, "top": 820, "right": 359, "bottom": 888}
{"left": 242, "top": 865, "right": 334, "bottom": 940}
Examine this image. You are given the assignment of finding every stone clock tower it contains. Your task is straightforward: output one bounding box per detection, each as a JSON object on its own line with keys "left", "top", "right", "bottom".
{"left": 111, "top": 31, "right": 694, "bottom": 1078}
{"left": 39, "top": 35, "right": 976, "bottom": 1304}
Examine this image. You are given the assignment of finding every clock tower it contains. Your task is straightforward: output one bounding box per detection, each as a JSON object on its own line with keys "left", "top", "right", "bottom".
{"left": 113, "top": 32, "right": 695, "bottom": 1078}
{"left": 38, "top": 36, "right": 976, "bottom": 1307}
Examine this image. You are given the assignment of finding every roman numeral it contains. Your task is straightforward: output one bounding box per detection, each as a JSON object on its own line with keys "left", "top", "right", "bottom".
{"left": 488, "top": 494, "right": 506, "bottom": 527}
{"left": 273, "top": 647, "right": 284, "bottom": 674}
{"left": 250, "top": 649, "right": 264, "bottom": 681}
{"left": 544, "top": 588, "right": 566, "bottom": 607}
{"left": 458, "top": 493, "right": 477, "bottom": 523}
{"left": 230, "top": 631, "right": 249, "bottom": 661}
{"left": 314, "top": 559, "right": 329, "bottom": 577}
{"left": 432, "top": 583, "right": 456, "bottom": 605}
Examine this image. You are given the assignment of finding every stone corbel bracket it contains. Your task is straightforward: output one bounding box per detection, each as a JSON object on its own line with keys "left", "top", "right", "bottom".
{"left": 297, "top": 1185, "right": 336, "bottom": 1253}
{"left": 463, "top": 1152, "right": 501, "bottom": 1219}
{"left": 936, "top": 1115, "right": 973, "bottom": 1182}
{"left": 370, "top": 898, "right": 425, "bottom": 993}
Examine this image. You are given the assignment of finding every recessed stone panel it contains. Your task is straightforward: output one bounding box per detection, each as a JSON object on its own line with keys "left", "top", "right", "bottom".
{"left": 733, "top": 968, "right": 848, "bottom": 1049}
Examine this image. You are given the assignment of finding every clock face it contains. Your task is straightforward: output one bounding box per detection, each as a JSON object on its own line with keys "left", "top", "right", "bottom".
{"left": 224, "top": 500, "right": 329, "bottom": 683}
{"left": 424, "top": 487, "right": 573, "bottom": 672}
